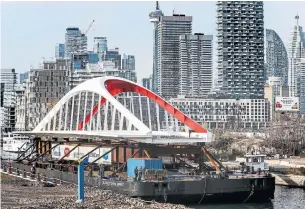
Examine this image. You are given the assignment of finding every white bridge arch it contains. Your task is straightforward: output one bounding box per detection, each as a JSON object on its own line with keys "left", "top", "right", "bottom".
{"left": 25, "top": 76, "right": 212, "bottom": 144}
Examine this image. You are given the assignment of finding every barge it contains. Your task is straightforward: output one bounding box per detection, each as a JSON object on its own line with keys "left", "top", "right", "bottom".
{"left": 99, "top": 175, "right": 275, "bottom": 204}
{"left": 6, "top": 140, "right": 275, "bottom": 204}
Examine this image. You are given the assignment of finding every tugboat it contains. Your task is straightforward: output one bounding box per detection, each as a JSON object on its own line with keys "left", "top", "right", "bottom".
{"left": 244, "top": 151, "right": 269, "bottom": 173}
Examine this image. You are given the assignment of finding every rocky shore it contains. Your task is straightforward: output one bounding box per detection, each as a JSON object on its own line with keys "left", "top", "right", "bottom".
{"left": 1, "top": 173, "right": 191, "bottom": 209}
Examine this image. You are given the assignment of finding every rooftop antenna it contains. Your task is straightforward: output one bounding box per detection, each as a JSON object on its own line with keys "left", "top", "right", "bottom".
{"left": 295, "top": 14, "right": 299, "bottom": 26}
{"left": 156, "top": 1, "right": 159, "bottom": 10}
{"left": 173, "top": 8, "right": 175, "bottom": 15}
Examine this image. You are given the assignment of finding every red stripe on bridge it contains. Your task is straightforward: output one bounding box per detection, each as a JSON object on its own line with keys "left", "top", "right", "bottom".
{"left": 77, "top": 79, "right": 207, "bottom": 133}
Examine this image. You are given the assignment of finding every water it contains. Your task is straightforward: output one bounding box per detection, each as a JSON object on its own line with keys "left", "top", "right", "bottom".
{"left": 192, "top": 186, "right": 305, "bottom": 209}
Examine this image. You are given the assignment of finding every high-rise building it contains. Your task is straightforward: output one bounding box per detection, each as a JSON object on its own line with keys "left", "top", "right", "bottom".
{"left": 266, "top": 29, "right": 289, "bottom": 85}
{"left": 55, "top": 43, "right": 65, "bottom": 58}
{"left": 25, "top": 59, "right": 69, "bottom": 130}
{"left": 65, "top": 27, "right": 87, "bottom": 58}
{"left": 0, "top": 68, "right": 17, "bottom": 132}
{"left": 15, "top": 83, "right": 26, "bottom": 131}
{"left": 121, "top": 54, "right": 136, "bottom": 82}
{"left": 179, "top": 34, "right": 213, "bottom": 97}
{"left": 149, "top": 1, "right": 164, "bottom": 93}
{"left": 216, "top": 1, "right": 265, "bottom": 99}
{"left": 93, "top": 37, "right": 107, "bottom": 60}
{"left": 104, "top": 48, "right": 121, "bottom": 70}
{"left": 287, "top": 15, "right": 305, "bottom": 97}
{"left": 142, "top": 76, "right": 152, "bottom": 90}
{"left": 19, "top": 72, "right": 29, "bottom": 84}
{"left": 156, "top": 14, "right": 192, "bottom": 98}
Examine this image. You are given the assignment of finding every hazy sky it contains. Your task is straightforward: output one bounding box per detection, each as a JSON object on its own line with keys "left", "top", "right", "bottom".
{"left": 1, "top": 1, "right": 305, "bottom": 81}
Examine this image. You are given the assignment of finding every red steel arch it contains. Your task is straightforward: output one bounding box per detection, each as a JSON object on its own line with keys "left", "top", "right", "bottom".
{"left": 78, "top": 78, "right": 207, "bottom": 133}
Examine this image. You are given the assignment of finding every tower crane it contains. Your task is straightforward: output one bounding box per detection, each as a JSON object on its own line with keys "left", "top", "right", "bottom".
{"left": 83, "top": 20, "right": 95, "bottom": 36}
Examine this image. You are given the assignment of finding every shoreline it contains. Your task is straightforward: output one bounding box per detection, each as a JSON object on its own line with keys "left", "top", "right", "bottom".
{"left": 0, "top": 173, "right": 191, "bottom": 209}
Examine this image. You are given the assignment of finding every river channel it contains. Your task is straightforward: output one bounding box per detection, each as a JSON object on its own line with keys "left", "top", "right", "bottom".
{"left": 192, "top": 186, "right": 305, "bottom": 209}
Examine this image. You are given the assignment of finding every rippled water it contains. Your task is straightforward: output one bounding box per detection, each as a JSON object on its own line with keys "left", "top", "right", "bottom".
{"left": 192, "top": 186, "right": 305, "bottom": 209}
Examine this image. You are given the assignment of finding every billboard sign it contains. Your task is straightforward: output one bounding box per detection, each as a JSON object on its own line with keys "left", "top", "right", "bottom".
{"left": 275, "top": 97, "right": 299, "bottom": 112}
{"left": 51, "top": 144, "right": 112, "bottom": 164}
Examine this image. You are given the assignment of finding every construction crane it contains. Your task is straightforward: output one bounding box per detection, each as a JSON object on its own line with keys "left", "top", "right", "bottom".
{"left": 83, "top": 20, "right": 95, "bottom": 36}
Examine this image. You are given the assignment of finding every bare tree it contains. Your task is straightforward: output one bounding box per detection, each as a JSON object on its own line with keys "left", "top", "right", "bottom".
{"left": 265, "top": 113, "right": 305, "bottom": 156}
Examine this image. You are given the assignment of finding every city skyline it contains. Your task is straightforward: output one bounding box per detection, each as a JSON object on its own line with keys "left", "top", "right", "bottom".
{"left": 1, "top": 1, "right": 305, "bottom": 82}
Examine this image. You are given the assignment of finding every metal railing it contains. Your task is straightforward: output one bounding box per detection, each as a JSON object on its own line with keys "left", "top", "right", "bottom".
{"left": 1, "top": 161, "right": 103, "bottom": 187}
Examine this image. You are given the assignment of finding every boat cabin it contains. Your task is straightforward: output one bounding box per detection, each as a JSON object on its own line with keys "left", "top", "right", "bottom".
{"left": 244, "top": 152, "right": 269, "bottom": 173}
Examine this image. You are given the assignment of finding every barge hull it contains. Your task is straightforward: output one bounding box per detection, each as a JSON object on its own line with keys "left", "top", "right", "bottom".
{"left": 8, "top": 162, "right": 275, "bottom": 204}
{"left": 100, "top": 177, "right": 275, "bottom": 204}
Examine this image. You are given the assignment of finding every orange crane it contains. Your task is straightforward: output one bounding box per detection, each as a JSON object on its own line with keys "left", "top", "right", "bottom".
{"left": 83, "top": 20, "right": 95, "bottom": 35}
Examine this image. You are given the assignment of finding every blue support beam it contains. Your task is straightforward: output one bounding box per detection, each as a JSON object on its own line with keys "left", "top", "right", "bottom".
{"left": 78, "top": 157, "right": 88, "bottom": 201}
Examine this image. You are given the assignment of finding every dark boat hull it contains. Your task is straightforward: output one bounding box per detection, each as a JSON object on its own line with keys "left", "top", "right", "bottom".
{"left": 100, "top": 176, "right": 275, "bottom": 204}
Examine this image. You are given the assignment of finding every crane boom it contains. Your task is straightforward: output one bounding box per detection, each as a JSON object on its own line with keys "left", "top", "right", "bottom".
{"left": 84, "top": 20, "right": 95, "bottom": 35}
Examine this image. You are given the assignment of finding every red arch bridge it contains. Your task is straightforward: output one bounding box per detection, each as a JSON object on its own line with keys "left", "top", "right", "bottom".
{"left": 18, "top": 76, "right": 213, "bottom": 144}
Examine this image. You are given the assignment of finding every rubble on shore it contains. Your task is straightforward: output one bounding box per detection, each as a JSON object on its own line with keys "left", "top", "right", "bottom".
{"left": 1, "top": 173, "right": 192, "bottom": 209}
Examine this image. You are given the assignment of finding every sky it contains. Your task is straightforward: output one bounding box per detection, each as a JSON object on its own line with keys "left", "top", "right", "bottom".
{"left": 1, "top": 1, "right": 305, "bottom": 82}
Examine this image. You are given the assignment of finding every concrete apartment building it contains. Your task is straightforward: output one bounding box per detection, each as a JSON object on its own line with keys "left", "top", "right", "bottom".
{"left": 216, "top": 1, "right": 265, "bottom": 99}
{"left": 287, "top": 15, "right": 305, "bottom": 97}
{"left": 156, "top": 14, "right": 192, "bottom": 98}
{"left": 24, "top": 59, "right": 70, "bottom": 130}
{"left": 170, "top": 96, "right": 270, "bottom": 130}
{"left": 0, "top": 68, "right": 17, "bottom": 132}
{"left": 265, "top": 29, "right": 289, "bottom": 85}
{"left": 179, "top": 34, "right": 213, "bottom": 97}
{"left": 65, "top": 27, "right": 87, "bottom": 58}
{"left": 15, "top": 83, "right": 27, "bottom": 131}
{"left": 70, "top": 61, "right": 120, "bottom": 88}
{"left": 93, "top": 37, "right": 108, "bottom": 60}
{"left": 121, "top": 54, "right": 136, "bottom": 82}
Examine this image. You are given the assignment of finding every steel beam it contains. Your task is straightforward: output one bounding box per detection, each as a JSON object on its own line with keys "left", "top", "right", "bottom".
{"left": 16, "top": 142, "right": 36, "bottom": 161}
{"left": 29, "top": 143, "right": 61, "bottom": 163}
{"left": 143, "top": 149, "right": 151, "bottom": 158}
{"left": 18, "top": 141, "right": 45, "bottom": 161}
{"left": 175, "top": 156, "right": 195, "bottom": 169}
{"left": 202, "top": 146, "right": 225, "bottom": 169}
{"left": 201, "top": 147, "right": 222, "bottom": 173}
